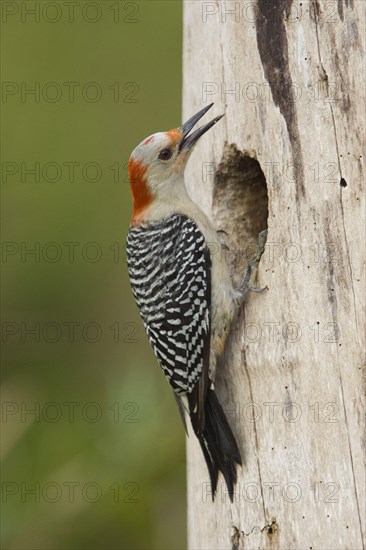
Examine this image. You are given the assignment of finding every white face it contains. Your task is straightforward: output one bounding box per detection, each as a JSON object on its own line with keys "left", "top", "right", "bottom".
{"left": 131, "top": 131, "right": 177, "bottom": 165}
{"left": 129, "top": 129, "right": 191, "bottom": 194}
{"left": 128, "top": 104, "right": 223, "bottom": 223}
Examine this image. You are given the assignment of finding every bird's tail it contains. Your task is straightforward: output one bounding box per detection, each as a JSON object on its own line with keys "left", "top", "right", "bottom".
{"left": 194, "top": 388, "right": 242, "bottom": 502}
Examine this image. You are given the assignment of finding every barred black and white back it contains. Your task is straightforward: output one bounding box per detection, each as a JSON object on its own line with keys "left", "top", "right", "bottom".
{"left": 126, "top": 213, "right": 211, "bottom": 396}
{"left": 127, "top": 213, "right": 242, "bottom": 501}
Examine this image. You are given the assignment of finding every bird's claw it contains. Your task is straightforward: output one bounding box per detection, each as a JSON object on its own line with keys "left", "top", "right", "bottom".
{"left": 255, "top": 230, "right": 268, "bottom": 261}
{"left": 237, "top": 230, "right": 268, "bottom": 296}
{"left": 248, "top": 284, "right": 268, "bottom": 294}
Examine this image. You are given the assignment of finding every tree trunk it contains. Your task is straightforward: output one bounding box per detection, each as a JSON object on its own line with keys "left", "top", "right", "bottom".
{"left": 183, "top": 1, "right": 365, "bottom": 548}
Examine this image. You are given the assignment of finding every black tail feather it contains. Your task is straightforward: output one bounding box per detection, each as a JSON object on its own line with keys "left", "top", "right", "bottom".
{"left": 198, "top": 438, "right": 218, "bottom": 499}
{"left": 193, "top": 388, "right": 242, "bottom": 502}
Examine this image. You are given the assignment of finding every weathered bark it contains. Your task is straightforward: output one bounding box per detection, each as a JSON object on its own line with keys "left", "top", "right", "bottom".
{"left": 183, "top": 1, "right": 365, "bottom": 548}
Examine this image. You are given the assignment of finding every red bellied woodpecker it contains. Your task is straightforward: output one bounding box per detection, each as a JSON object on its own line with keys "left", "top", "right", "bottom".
{"left": 126, "top": 103, "right": 266, "bottom": 501}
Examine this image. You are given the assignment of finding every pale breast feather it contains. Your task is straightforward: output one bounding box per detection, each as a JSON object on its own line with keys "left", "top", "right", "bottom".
{"left": 126, "top": 214, "right": 211, "bottom": 395}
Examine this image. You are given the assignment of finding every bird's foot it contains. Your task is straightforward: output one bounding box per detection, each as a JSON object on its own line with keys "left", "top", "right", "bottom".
{"left": 237, "top": 229, "right": 268, "bottom": 296}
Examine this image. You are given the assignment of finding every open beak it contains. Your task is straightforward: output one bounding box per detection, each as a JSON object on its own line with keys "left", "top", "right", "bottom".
{"left": 178, "top": 103, "right": 224, "bottom": 152}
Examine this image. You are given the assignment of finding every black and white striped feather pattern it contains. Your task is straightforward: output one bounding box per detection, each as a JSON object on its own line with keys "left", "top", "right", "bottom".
{"left": 126, "top": 214, "right": 211, "bottom": 396}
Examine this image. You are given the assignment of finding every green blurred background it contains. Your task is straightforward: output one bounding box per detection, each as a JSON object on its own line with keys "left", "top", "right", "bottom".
{"left": 1, "top": 2, "right": 185, "bottom": 548}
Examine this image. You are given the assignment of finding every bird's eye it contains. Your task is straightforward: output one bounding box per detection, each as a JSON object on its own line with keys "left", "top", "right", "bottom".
{"left": 158, "top": 148, "right": 173, "bottom": 161}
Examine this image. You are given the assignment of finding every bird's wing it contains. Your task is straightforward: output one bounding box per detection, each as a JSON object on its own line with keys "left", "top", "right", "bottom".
{"left": 127, "top": 214, "right": 212, "bottom": 434}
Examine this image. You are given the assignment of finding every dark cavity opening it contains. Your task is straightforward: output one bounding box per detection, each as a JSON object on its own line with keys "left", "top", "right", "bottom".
{"left": 212, "top": 143, "right": 269, "bottom": 287}
{"left": 340, "top": 177, "right": 347, "bottom": 187}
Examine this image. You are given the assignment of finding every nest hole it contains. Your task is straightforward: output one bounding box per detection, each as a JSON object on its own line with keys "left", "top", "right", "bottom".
{"left": 212, "top": 143, "right": 269, "bottom": 287}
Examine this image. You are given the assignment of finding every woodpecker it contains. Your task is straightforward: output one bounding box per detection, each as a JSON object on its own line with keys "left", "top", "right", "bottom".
{"left": 126, "top": 103, "right": 265, "bottom": 501}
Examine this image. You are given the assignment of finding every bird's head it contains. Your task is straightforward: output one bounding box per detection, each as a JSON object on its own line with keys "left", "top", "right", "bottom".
{"left": 128, "top": 103, "right": 223, "bottom": 223}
